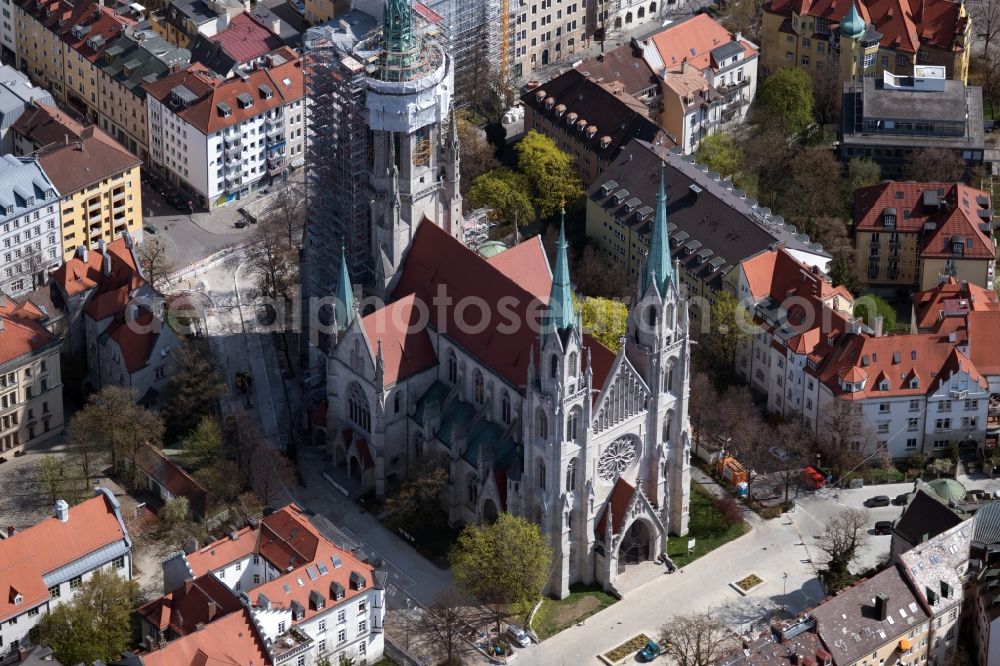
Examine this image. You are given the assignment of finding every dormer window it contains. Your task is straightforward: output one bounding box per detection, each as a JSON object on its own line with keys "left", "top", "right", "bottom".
{"left": 259, "top": 84, "right": 273, "bottom": 99}
{"left": 25, "top": 196, "right": 34, "bottom": 207}
{"left": 880, "top": 379, "right": 890, "bottom": 391}
{"left": 236, "top": 92, "right": 253, "bottom": 109}
{"left": 882, "top": 208, "right": 896, "bottom": 227}
{"left": 952, "top": 240, "right": 965, "bottom": 256}
{"left": 217, "top": 102, "right": 232, "bottom": 117}
{"left": 910, "top": 377, "right": 919, "bottom": 389}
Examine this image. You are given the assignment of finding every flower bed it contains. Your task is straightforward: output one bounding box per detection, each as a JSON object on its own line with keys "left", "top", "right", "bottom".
{"left": 604, "top": 634, "right": 651, "bottom": 663}
{"left": 730, "top": 573, "right": 764, "bottom": 595}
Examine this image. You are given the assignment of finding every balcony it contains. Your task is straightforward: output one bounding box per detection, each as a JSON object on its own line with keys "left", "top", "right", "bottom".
{"left": 225, "top": 144, "right": 242, "bottom": 159}
{"left": 223, "top": 133, "right": 241, "bottom": 148}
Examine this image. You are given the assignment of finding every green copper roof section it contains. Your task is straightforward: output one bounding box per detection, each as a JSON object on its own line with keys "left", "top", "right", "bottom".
{"left": 547, "top": 217, "right": 575, "bottom": 332}
{"left": 644, "top": 164, "right": 672, "bottom": 296}
{"left": 380, "top": 0, "right": 421, "bottom": 81}
{"left": 840, "top": 0, "right": 866, "bottom": 39}
{"left": 334, "top": 245, "right": 355, "bottom": 330}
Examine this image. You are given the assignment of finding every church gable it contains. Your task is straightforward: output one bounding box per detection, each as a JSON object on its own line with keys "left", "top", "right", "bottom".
{"left": 591, "top": 354, "right": 651, "bottom": 434}
{"left": 331, "top": 321, "right": 376, "bottom": 382}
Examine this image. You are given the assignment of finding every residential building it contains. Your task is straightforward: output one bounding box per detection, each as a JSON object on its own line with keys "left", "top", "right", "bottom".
{"left": 639, "top": 14, "right": 758, "bottom": 154}
{"left": 897, "top": 520, "right": 971, "bottom": 665}
{"left": 0, "top": 66, "right": 53, "bottom": 154}
{"left": 522, "top": 69, "right": 672, "bottom": 184}
{"left": 0, "top": 295, "right": 63, "bottom": 451}
{"left": 513, "top": 0, "right": 589, "bottom": 78}
{"left": 151, "top": 0, "right": 247, "bottom": 49}
{"left": 572, "top": 41, "right": 661, "bottom": 111}
{"left": 0, "top": 489, "right": 132, "bottom": 659}
{"left": 26, "top": 120, "right": 144, "bottom": 260}
{"left": 189, "top": 12, "right": 287, "bottom": 77}
{"left": 854, "top": 180, "right": 995, "bottom": 291}
{"left": 970, "top": 502, "right": 1000, "bottom": 666}
{"left": 324, "top": 163, "right": 692, "bottom": 597}
{"left": 10, "top": 101, "right": 83, "bottom": 156}
{"left": 891, "top": 485, "right": 968, "bottom": 559}
{"left": 143, "top": 50, "right": 304, "bottom": 209}
{"left": 0, "top": 0, "right": 14, "bottom": 62}
{"left": 0, "top": 154, "right": 61, "bottom": 296}
{"left": 134, "top": 444, "right": 211, "bottom": 519}
{"left": 144, "top": 503, "right": 386, "bottom": 665}
{"left": 96, "top": 32, "right": 191, "bottom": 162}
{"left": 912, "top": 276, "right": 1000, "bottom": 336}
{"left": 719, "top": 616, "right": 832, "bottom": 665}
{"left": 586, "top": 139, "right": 829, "bottom": 325}
{"left": 139, "top": 607, "right": 270, "bottom": 666}
{"left": 761, "top": 0, "right": 971, "bottom": 84}
{"left": 812, "top": 564, "right": 931, "bottom": 666}
{"left": 840, "top": 68, "right": 985, "bottom": 179}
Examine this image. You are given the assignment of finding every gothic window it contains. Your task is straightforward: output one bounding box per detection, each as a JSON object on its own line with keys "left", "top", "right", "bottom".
{"left": 550, "top": 354, "right": 559, "bottom": 379}
{"left": 568, "top": 352, "right": 577, "bottom": 378}
{"left": 467, "top": 474, "right": 478, "bottom": 504}
{"left": 394, "top": 392, "right": 401, "bottom": 413}
{"left": 348, "top": 383, "right": 370, "bottom": 433}
{"left": 414, "top": 433, "right": 423, "bottom": 461}
{"left": 666, "top": 303, "right": 675, "bottom": 328}
{"left": 474, "top": 370, "right": 484, "bottom": 404}
{"left": 537, "top": 458, "right": 546, "bottom": 489}
{"left": 447, "top": 349, "right": 457, "bottom": 384}
{"left": 501, "top": 390, "right": 511, "bottom": 424}
{"left": 567, "top": 407, "right": 581, "bottom": 441}
{"left": 646, "top": 306, "right": 657, "bottom": 328}
{"left": 666, "top": 361, "right": 675, "bottom": 393}
{"left": 662, "top": 420, "right": 669, "bottom": 443}
{"left": 537, "top": 408, "right": 548, "bottom": 438}
{"left": 598, "top": 436, "right": 638, "bottom": 481}
{"left": 566, "top": 457, "right": 577, "bottom": 491}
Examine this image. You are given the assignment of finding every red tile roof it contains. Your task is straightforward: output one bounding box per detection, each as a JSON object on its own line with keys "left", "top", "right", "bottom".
{"left": 209, "top": 13, "right": 285, "bottom": 63}
{"left": 360, "top": 294, "right": 437, "bottom": 386}
{"left": 648, "top": 14, "right": 758, "bottom": 73}
{"left": 104, "top": 305, "right": 162, "bottom": 373}
{"left": 52, "top": 237, "right": 142, "bottom": 298}
{"left": 140, "top": 608, "right": 269, "bottom": 666}
{"left": 11, "top": 102, "right": 84, "bottom": 149}
{"left": 36, "top": 125, "right": 140, "bottom": 195}
{"left": 137, "top": 573, "right": 241, "bottom": 637}
{"left": 0, "top": 297, "right": 57, "bottom": 366}
{"left": 966, "top": 311, "right": 1000, "bottom": 376}
{"left": 134, "top": 444, "right": 209, "bottom": 517}
{"left": 142, "top": 50, "right": 303, "bottom": 135}
{"left": 596, "top": 477, "right": 635, "bottom": 536}
{"left": 914, "top": 276, "right": 1000, "bottom": 333}
{"left": 766, "top": 0, "right": 967, "bottom": 54}
{"left": 185, "top": 526, "right": 258, "bottom": 579}
{"left": 485, "top": 236, "right": 552, "bottom": 303}
{"left": 0, "top": 491, "right": 129, "bottom": 622}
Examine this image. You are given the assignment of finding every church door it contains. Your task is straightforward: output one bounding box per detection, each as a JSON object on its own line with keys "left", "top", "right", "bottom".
{"left": 482, "top": 499, "right": 499, "bottom": 524}
{"left": 617, "top": 520, "right": 653, "bottom": 574}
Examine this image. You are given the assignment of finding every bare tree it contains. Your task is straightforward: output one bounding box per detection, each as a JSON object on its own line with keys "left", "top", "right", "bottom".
{"left": 22, "top": 244, "right": 46, "bottom": 290}
{"left": 249, "top": 443, "right": 295, "bottom": 506}
{"left": 818, "top": 508, "right": 870, "bottom": 590}
{"left": 268, "top": 184, "right": 306, "bottom": 249}
{"left": 136, "top": 237, "right": 173, "bottom": 291}
{"left": 415, "top": 587, "right": 477, "bottom": 666}
{"left": 970, "top": 0, "right": 1000, "bottom": 59}
{"left": 772, "top": 422, "right": 813, "bottom": 505}
{"left": 247, "top": 221, "right": 299, "bottom": 301}
{"left": 904, "top": 147, "right": 966, "bottom": 183}
{"left": 659, "top": 612, "right": 734, "bottom": 666}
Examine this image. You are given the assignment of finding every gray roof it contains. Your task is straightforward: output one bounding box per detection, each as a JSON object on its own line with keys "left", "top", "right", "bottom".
{"left": 0, "top": 66, "right": 54, "bottom": 131}
{"left": 973, "top": 501, "right": 1000, "bottom": 547}
{"left": 41, "top": 539, "right": 130, "bottom": 587}
{"left": 98, "top": 33, "right": 190, "bottom": 99}
{"left": 305, "top": 11, "right": 380, "bottom": 57}
{"left": 898, "top": 520, "right": 971, "bottom": 611}
{"left": 863, "top": 77, "right": 970, "bottom": 123}
{"left": 710, "top": 40, "right": 744, "bottom": 63}
{"left": 0, "top": 155, "right": 59, "bottom": 222}
{"left": 894, "top": 489, "right": 966, "bottom": 547}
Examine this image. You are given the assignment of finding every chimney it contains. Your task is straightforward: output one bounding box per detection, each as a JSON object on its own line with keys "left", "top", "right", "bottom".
{"left": 207, "top": 600, "right": 218, "bottom": 622}
{"left": 77, "top": 245, "right": 88, "bottom": 263}
{"left": 6, "top": 526, "right": 14, "bottom": 537}
{"left": 55, "top": 499, "right": 69, "bottom": 522}
{"left": 874, "top": 314, "right": 884, "bottom": 337}
{"left": 102, "top": 251, "right": 111, "bottom": 276}
{"left": 875, "top": 593, "right": 889, "bottom": 621}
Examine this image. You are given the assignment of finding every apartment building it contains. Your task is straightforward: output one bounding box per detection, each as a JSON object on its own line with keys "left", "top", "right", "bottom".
{"left": 522, "top": 69, "right": 670, "bottom": 185}
{"left": 141, "top": 503, "right": 386, "bottom": 665}
{"left": 970, "top": 502, "right": 1000, "bottom": 666}
{"left": 0, "top": 295, "right": 62, "bottom": 452}
{"left": 641, "top": 14, "right": 758, "bottom": 154}
{"left": 854, "top": 180, "right": 995, "bottom": 291}
{"left": 143, "top": 51, "right": 304, "bottom": 209}
{"left": 189, "top": 12, "right": 285, "bottom": 77}
{"left": 586, "top": 139, "right": 829, "bottom": 323}
{"left": 25, "top": 118, "right": 143, "bottom": 259}
{"left": 151, "top": 0, "right": 246, "bottom": 49}
{"left": 841, "top": 68, "right": 985, "bottom": 179}
{"left": 0, "top": 66, "right": 53, "bottom": 153}
{"left": 10, "top": 100, "right": 81, "bottom": 156}
{"left": 513, "top": 0, "right": 589, "bottom": 78}
{"left": 0, "top": 154, "right": 61, "bottom": 297}
{"left": 0, "top": 489, "right": 132, "bottom": 660}
{"left": 761, "top": 0, "right": 971, "bottom": 84}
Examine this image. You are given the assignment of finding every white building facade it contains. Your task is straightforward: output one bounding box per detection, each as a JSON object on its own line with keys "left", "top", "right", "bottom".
{"left": 0, "top": 154, "right": 60, "bottom": 297}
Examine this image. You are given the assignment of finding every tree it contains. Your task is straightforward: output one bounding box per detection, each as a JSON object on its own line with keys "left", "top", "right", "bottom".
{"left": 846, "top": 158, "right": 882, "bottom": 195}
{"left": 385, "top": 461, "right": 448, "bottom": 531}
{"left": 779, "top": 148, "right": 849, "bottom": 223}
{"left": 929, "top": 457, "right": 954, "bottom": 478}
{"left": 247, "top": 219, "right": 299, "bottom": 300}
{"left": 772, "top": 422, "right": 812, "bottom": 505}
{"left": 753, "top": 69, "right": 815, "bottom": 136}
{"left": 972, "top": 53, "right": 1000, "bottom": 121}
{"left": 35, "top": 455, "right": 81, "bottom": 505}
{"left": 720, "top": 0, "right": 764, "bottom": 41}
{"left": 705, "top": 291, "right": 752, "bottom": 379}
{"left": 184, "top": 416, "right": 224, "bottom": 470}
{"left": 810, "top": 215, "right": 857, "bottom": 292}
{"left": 818, "top": 508, "right": 870, "bottom": 589}
{"left": 695, "top": 133, "right": 744, "bottom": 181}
{"left": 904, "top": 147, "right": 965, "bottom": 183}
{"left": 659, "top": 612, "right": 733, "bottom": 666}
{"left": 573, "top": 245, "right": 628, "bottom": 298}
{"left": 853, "top": 294, "right": 897, "bottom": 332}
{"left": 161, "top": 340, "right": 225, "bottom": 442}
{"left": 136, "top": 237, "right": 173, "bottom": 291}
{"left": 195, "top": 459, "right": 244, "bottom": 504}
{"left": 468, "top": 168, "right": 535, "bottom": 228}
{"left": 22, "top": 244, "right": 46, "bottom": 290}
{"left": 581, "top": 297, "right": 628, "bottom": 352}
{"left": 267, "top": 184, "right": 306, "bottom": 248}
{"left": 32, "top": 568, "right": 138, "bottom": 665}
{"left": 811, "top": 62, "right": 843, "bottom": 125}
{"left": 417, "top": 587, "right": 476, "bottom": 665}
{"left": 970, "top": 0, "right": 1000, "bottom": 59}
{"left": 515, "top": 131, "right": 584, "bottom": 218}
{"left": 738, "top": 126, "right": 796, "bottom": 207}
{"left": 688, "top": 372, "right": 719, "bottom": 459}
{"left": 68, "top": 386, "right": 164, "bottom": 488}
{"left": 457, "top": 114, "right": 501, "bottom": 201}
{"left": 451, "top": 513, "right": 553, "bottom": 641}
{"left": 249, "top": 443, "right": 296, "bottom": 506}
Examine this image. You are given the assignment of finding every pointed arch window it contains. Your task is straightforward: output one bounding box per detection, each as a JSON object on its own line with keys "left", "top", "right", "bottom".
{"left": 550, "top": 355, "right": 559, "bottom": 379}
{"left": 537, "top": 458, "right": 546, "bottom": 489}
{"left": 568, "top": 352, "right": 577, "bottom": 377}
{"left": 537, "top": 408, "right": 548, "bottom": 438}
{"left": 567, "top": 407, "right": 581, "bottom": 441}
{"left": 467, "top": 473, "right": 478, "bottom": 504}
{"left": 348, "top": 383, "right": 370, "bottom": 433}
{"left": 447, "top": 348, "right": 457, "bottom": 384}
{"left": 474, "top": 369, "right": 484, "bottom": 404}
{"left": 501, "top": 390, "right": 511, "bottom": 424}
{"left": 394, "top": 392, "right": 401, "bottom": 413}
{"left": 664, "top": 360, "right": 675, "bottom": 393}
{"left": 566, "top": 457, "right": 577, "bottom": 491}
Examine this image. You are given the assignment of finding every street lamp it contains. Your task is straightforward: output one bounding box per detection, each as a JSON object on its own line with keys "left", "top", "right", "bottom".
{"left": 782, "top": 572, "right": 788, "bottom": 597}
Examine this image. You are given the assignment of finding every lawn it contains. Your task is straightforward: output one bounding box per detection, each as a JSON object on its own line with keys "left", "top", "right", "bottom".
{"left": 667, "top": 483, "right": 748, "bottom": 568}
{"left": 531, "top": 583, "right": 619, "bottom": 639}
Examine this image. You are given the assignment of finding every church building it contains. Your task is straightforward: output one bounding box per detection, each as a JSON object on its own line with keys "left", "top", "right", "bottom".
{"left": 323, "top": 168, "right": 692, "bottom": 597}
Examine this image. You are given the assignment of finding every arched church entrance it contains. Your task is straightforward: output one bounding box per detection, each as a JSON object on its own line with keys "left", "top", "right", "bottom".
{"left": 482, "top": 499, "right": 499, "bottom": 524}
{"left": 349, "top": 456, "right": 361, "bottom": 479}
{"left": 617, "top": 519, "right": 654, "bottom": 574}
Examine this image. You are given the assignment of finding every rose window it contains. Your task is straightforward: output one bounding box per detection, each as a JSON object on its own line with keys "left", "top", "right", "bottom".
{"left": 598, "top": 436, "right": 638, "bottom": 482}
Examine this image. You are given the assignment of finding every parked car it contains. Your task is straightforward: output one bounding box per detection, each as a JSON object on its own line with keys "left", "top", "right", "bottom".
{"left": 639, "top": 640, "right": 661, "bottom": 662}
{"left": 143, "top": 224, "right": 158, "bottom": 235}
{"left": 234, "top": 219, "right": 247, "bottom": 229}
{"left": 167, "top": 193, "right": 191, "bottom": 210}
{"left": 864, "top": 495, "right": 891, "bottom": 508}
{"left": 873, "top": 520, "right": 894, "bottom": 535}
{"left": 506, "top": 625, "right": 530, "bottom": 648}
{"left": 892, "top": 493, "right": 910, "bottom": 506}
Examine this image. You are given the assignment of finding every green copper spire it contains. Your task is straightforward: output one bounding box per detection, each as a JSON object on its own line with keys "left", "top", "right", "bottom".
{"left": 644, "top": 164, "right": 673, "bottom": 297}
{"left": 381, "top": 0, "right": 421, "bottom": 81}
{"left": 840, "top": 0, "right": 866, "bottom": 39}
{"left": 547, "top": 214, "right": 575, "bottom": 332}
{"left": 334, "top": 245, "right": 355, "bottom": 330}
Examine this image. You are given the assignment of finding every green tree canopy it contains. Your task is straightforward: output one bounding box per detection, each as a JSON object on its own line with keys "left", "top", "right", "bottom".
{"left": 581, "top": 297, "right": 628, "bottom": 352}
{"left": 468, "top": 168, "right": 535, "bottom": 227}
{"left": 695, "top": 133, "right": 744, "bottom": 181}
{"left": 853, "top": 294, "right": 898, "bottom": 332}
{"left": 515, "top": 131, "right": 584, "bottom": 218}
{"left": 845, "top": 158, "right": 882, "bottom": 196}
{"left": 184, "top": 416, "right": 224, "bottom": 470}
{"left": 32, "top": 569, "right": 138, "bottom": 665}
{"left": 451, "top": 513, "right": 552, "bottom": 638}
{"left": 705, "top": 291, "right": 752, "bottom": 379}
{"left": 162, "top": 340, "right": 225, "bottom": 442}
{"left": 753, "top": 69, "right": 815, "bottom": 136}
